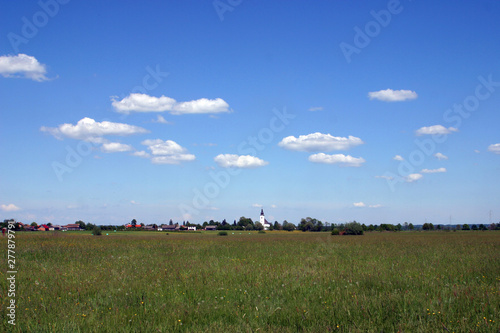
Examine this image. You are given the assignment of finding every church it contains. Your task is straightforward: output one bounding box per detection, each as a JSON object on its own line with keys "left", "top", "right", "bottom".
{"left": 259, "top": 208, "right": 271, "bottom": 230}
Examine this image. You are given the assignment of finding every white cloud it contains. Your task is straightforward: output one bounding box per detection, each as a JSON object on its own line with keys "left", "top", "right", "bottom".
{"left": 421, "top": 167, "right": 446, "bottom": 174}
{"left": 252, "top": 203, "right": 263, "bottom": 208}
{"left": 151, "top": 155, "right": 195, "bottom": 165}
{"left": 488, "top": 143, "right": 500, "bottom": 154}
{"left": 0, "top": 54, "right": 49, "bottom": 81}
{"left": 130, "top": 200, "right": 139, "bottom": 205}
{"left": 101, "top": 142, "right": 133, "bottom": 153}
{"left": 415, "top": 125, "right": 458, "bottom": 136}
{"left": 308, "top": 106, "right": 323, "bottom": 112}
{"left": 41, "top": 117, "right": 149, "bottom": 142}
{"left": 153, "top": 115, "right": 170, "bottom": 124}
{"left": 279, "top": 132, "right": 363, "bottom": 152}
{"left": 142, "top": 139, "right": 195, "bottom": 164}
{"left": 375, "top": 175, "right": 394, "bottom": 180}
{"left": 270, "top": 204, "right": 277, "bottom": 208}
{"left": 405, "top": 173, "right": 423, "bottom": 182}
{"left": 1, "top": 203, "right": 20, "bottom": 212}
{"left": 393, "top": 155, "right": 404, "bottom": 161}
{"left": 434, "top": 152, "right": 448, "bottom": 160}
{"left": 368, "top": 89, "right": 417, "bottom": 102}
{"left": 131, "top": 151, "right": 150, "bottom": 158}
{"left": 353, "top": 202, "right": 366, "bottom": 207}
{"left": 111, "top": 93, "right": 230, "bottom": 115}
{"left": 308, "top": 153, "right": 365, "bottom": 167}
{"left": 474, "top": 150, "right": 480, "bottom": 154}
{"left": 214, "top": 154, "right": 268, "bottom": 168}
{"left": 369, "top": 204, "right": 382, "bottom": 208}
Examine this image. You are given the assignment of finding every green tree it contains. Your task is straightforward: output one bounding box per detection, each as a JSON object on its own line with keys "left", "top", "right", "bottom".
{"left": 462, "top": 224, "right": 470, "bottom": 230}
{"left": 92, "top": 226, "right": 102, "bottom": 236}
{"left": 344, "top": 221, "right": 364, "bottom": 235}
{"left": 283, "top": 222, "right": 295, "bottom": 231}
{"left": 31, "top": 222, "right": 38, "bottom": 227}
{"left": 254, "top": 222, "right": 264, "bottom": 231}
{"left": 408, "top": 223, "right": 414, "bottom": 230}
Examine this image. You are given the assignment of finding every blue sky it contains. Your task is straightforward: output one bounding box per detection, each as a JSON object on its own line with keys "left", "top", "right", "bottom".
{"left": 1, "top": 0, "right": 499, "bottom": 226}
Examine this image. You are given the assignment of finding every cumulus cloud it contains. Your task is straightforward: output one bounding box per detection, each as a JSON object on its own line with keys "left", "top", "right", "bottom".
{"left": 368, "top": 89, "right": 417, "bottom": 102}
{"left": 421, "top": 167, "right": 446, "bottom": 174}
{"left": 353, "top": 202, "right": 365, "bottom": 207}
{"left": 434, "top": 152, "right": 448, "bottom": 160}
{"left": 488, "top": 143, "right": 500, "bottom": 154}
{"left": 142, "top": 139, "right": 195, "bottom": 164}
{"left": 1, "top": 203, "right": 20, "bottom": 212}
{"left": 0, "top": 54, "right": 49, "bottom": 81}
{"left": 214, "top": 154, "right": 268, "bottom": 168}
{"left": 393, "top": 155, "right": 404, "bottom": 161}
{"left": 308, "top": 106, "right": 324, "bottom": 112}
{"left": 308, "top": 153, "right": 365, "bottom": 167}
{"left": 131, "top": 151, "right": 150, "bottom": 158}
{"left": 279, "top": 132, "right": 363, "bottom": 152}
{"left": 252, "top": 203, "right": 263, "bottom": 208}
{"left": 415, "top": 125, "right": 458, "bottom": 136}
{"left": 111, "top": 93, "right": 230, "bottom": 115}
{"left": 369, "top": 204, "right": 382, "bottom": 208}
{"left": 101, "top": 142, "right": 133, "bottom": 153}
{"left": 405, "top": 173, "right": 423, "bottom": 182}
{"left": 41, "top": 117, "right": 149, "bottom": 142}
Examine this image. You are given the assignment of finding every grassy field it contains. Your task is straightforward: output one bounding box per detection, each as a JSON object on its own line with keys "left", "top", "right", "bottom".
{"left": 1, "top": 231, "right": 499, "bottom": 332}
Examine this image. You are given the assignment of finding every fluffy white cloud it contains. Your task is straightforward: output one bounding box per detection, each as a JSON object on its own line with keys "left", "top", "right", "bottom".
{"left": 131, "top": 151, "right": 150, "bottom": 158}
{"left": 421, "top": 167, "right": 446, "bottom": 174}
{"left": 279, "top": 132, "right": 363, "bottom": 152}
{"left": 353, "top": 202, "right": 366, "bottom": 207}
{"left": 393, "top": 155, "right": 404, "bottom": 161}
{"left": 101, "top": 142, "right": 133, "bottom": 153}
{"left": 405, "top": 173, "right": 423, "bottom": 182}
{"left": 112, "top": 93, "right": 230, "bottom": 115}
{"left": 415, "top": 125, "right": 458, "bottom": 136}
{"left": 488, "top": 143, "right": 500, "bottom": 154}
{"left": 142, "top": 139, "right": 195, "bottom": 164}
{"left": 1, "top": 203, "right": 20, "bottom": 212}
{"left": 0, "top": 54, "right": 49, "bottom": 81}
{"left": 214, "top": 154, "right": 268, "bottom": 168}
{"left": 252, "top": 203, "right": 263, "bottom": 208}
{"left": 41, "top": 117, "right": 149, "bottom": 142}
{"left": 308, "top": 153, "right": 365, "bottom": 167}
{"left": 434, "top": 152, "right": 448, "bottom": 160}
{"left": 368, "top": 89, "right": 417, "bottom": 102}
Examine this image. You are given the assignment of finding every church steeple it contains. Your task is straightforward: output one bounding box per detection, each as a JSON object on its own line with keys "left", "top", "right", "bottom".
{"left": 260, "top": 208, "right": 264, "bottom": 216}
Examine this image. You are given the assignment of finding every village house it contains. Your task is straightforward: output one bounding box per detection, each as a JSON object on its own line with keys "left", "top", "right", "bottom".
{"left": 204, "top": 225, "right": 217, "bottom": 231}
{"left": 61, "top": 224, "right": 83, "bottom": 231}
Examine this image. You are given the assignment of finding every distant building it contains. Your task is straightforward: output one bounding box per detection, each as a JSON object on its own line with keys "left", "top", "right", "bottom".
{"left": 61, "top": 224, "right": 82, "bottom": 231}
{"left": 187, "top": 226, "right": 196, "bottom": 231}
{"left": 259, "top": 209, "right": 271, "bottom": 230}
{"left": 205, "top": 225, "right": 217, "bottom": 231}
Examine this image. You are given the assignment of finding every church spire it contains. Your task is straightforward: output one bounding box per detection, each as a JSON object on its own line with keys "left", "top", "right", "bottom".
{"left": 260, "top": 208, "right": 264, "bottom": 216}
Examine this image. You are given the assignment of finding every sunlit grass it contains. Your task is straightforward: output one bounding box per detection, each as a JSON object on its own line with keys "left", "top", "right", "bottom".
{"left": 1, "top": 231, "right": 498, "bottom": 332}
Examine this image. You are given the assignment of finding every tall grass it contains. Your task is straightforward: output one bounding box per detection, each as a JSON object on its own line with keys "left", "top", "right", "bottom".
{"left": 1, "top": 231, "right": 498, "bottom": 332}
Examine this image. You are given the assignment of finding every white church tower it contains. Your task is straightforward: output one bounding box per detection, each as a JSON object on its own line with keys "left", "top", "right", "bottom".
{"left": 260, "top": 208, "right": 271, "bottom": 230}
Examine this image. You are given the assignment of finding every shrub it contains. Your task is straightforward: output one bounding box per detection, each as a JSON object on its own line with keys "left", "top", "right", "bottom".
{"left": 331, "top": 228, "right": 340, "bottom": 236}
{"left": 344, "top": 222, "right": 364, "bottom": 235}
{"left": 92, "top": 226, "right": 102, "bottom": 236}
{"left": 218, "top": 231, "right": 228, "bottom": 236}
{"left": 258, "top": 230, "right": 266, "bottom": 234}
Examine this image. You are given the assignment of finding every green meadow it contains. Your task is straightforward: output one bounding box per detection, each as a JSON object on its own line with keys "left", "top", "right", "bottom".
{"left": 1, "top": 231, "right": 499, "bottom": 332}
